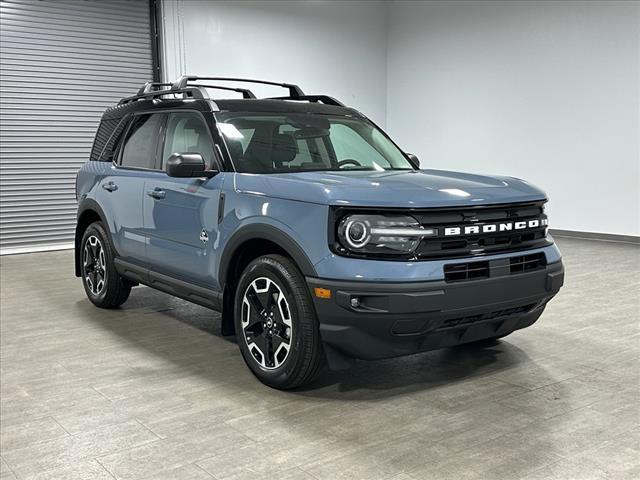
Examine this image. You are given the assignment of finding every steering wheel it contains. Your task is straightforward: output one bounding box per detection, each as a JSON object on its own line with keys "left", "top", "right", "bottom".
{"left": 337, "top": 159, "right": 362, "bottom": 168}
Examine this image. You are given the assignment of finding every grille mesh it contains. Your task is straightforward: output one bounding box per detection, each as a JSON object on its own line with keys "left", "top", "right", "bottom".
{"left": 416, "top": 201, "right": 550, "bottom": 259}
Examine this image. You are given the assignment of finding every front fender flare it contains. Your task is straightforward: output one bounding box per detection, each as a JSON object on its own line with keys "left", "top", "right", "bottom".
{"left": 218, "top": 223, "right": 317, "bottom": 287}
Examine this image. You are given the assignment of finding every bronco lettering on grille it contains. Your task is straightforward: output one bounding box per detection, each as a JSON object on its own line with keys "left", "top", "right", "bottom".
{"left": 443, "top": 218, "right": 548, "bottom": 236}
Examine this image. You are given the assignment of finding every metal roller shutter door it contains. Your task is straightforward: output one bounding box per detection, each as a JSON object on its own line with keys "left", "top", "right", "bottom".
{"left": 0, "top": 0, "right": 155, "bottom": 254}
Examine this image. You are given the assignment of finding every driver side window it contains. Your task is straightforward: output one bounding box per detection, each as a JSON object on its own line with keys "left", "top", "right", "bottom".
{"left": 162, "top": 112, "right": 216, "bottom": 169}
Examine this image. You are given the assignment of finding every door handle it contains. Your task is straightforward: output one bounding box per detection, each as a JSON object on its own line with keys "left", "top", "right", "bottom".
{"left": 101, "top": 181, "right": 118, "bottom": 192}
{"left": 146, "top": 188, "right": 166, "bottom": 200}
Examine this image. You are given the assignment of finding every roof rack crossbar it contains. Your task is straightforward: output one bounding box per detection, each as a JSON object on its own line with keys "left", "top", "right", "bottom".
{"left": 267, "top": 95, "right": 344, "bottom": 107}
{"left": 172, "top": 76, "right": 304, "bottom": 97}
{"left": 188, "top": 84, "right": 257, "bottom": 99}
{"left": 118, "top": 86, "right": 209, "bottom": 105}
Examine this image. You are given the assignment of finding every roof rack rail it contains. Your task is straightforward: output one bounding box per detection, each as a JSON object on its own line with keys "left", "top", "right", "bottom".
{"left": 122, "top": 77, "right": 342, "bottom": 106}
{"left": 267, "top": 95, "right": 344, "bottom": 107}
{"left": 118, "top": 86, "right": 209, "bottom": 105}
{"left": 172, "top": 76, "right": 305, "bottom": 97}
{"left": 187, "top": 84, "right": 257, "bottom": 99}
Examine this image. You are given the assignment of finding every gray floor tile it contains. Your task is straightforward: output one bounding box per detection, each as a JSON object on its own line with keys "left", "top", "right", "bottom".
{"left": 0, "top": 457, "right": 16, "bottom": 480}
{"left": 20, "top": 460, "right": 116, "bottom": 480}
{"left": 2, "top": 420, "right": 159, "bottom": 478}
{"left": 1, "top": 238, "right": 638, "bottom": 479}
{"left": 139, "top": 463, "right": 215, "bottom": 480}
{"left": 0, "top": 416, "right": 69, "bottom": 453}
{"left": 97, "top": 424, "right": 254, "bottom": 480}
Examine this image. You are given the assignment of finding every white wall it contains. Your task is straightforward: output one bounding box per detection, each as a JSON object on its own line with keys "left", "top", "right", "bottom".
{"left": 387, "top": 1, "right": 640, "bottom": 237}
{"left": 161, "top": 0, "right": 639, "bottom": 237}
{"left": 160, "top": 0, "right": 389, "bottom": 125}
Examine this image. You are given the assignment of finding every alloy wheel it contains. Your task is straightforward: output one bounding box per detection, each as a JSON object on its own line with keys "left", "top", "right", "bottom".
{"left": 241, "top": 277, "right": 293, "bottom": 369}
{"left": 83, "top": 235, "right": 106, "bottom": 295}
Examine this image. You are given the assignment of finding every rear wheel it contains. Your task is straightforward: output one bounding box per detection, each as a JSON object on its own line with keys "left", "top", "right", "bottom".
{"left": 234, "top": 254, "right": 325, "bottom": 389}
{"left": 80, "top": 222, "right": 131, "bottom": 308}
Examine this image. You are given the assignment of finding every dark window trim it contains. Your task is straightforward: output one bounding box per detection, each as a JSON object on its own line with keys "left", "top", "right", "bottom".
{"left": 149, "top": 0, "right": 162, "bottom": 82}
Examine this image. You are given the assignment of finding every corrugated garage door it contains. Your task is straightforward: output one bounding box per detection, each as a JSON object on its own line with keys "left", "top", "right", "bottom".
{"left": 0, "top": 0, "right": 157, "bottom": 254}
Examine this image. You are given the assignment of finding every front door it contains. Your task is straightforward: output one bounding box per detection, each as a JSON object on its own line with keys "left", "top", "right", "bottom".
{"left": 143, "top": 111, "right": 225, "bottom": 289}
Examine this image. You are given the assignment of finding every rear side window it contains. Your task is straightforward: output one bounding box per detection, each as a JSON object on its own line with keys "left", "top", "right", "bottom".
{"left": 120, "top": 114, "right": 164, "bottom": 169}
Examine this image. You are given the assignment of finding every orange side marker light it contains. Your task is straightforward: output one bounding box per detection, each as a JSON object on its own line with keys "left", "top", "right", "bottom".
{"left": 314, "top": 287, "right": 332, "bottom": 299}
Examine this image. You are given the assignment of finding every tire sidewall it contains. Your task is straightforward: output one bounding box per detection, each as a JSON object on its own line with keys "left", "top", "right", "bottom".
{"left": 234, "top": 257, "right": 310, "bottom": 387}
{"left": 80, "top": 223, "right": 111, "bottom": 304}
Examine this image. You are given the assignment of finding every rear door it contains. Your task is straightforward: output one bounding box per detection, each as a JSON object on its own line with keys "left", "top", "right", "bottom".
{"left": 97, "top": 113, "right": 164, "bottom": 264}
{"left": 143, "top": 111, "right": 226, "bottom": 288}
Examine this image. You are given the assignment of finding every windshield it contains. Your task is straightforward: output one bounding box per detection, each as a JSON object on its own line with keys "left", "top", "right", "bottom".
{"left": 215, "top": 113, "right": 414, "bottom": 173}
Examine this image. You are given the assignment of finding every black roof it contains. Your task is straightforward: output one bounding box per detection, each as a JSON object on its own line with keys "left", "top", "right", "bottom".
{"left": 213, "top": 99, "right": 360, "bottom": 116}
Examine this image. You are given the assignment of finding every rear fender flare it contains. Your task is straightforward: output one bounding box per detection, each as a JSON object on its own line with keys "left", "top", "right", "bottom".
{"left": 74, "top": 199, "right": 111, "bottom": 277}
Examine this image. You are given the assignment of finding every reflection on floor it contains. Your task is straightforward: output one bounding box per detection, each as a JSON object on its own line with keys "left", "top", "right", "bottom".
{"left": 1, "top": 237, "right": 638, "bottom": 480}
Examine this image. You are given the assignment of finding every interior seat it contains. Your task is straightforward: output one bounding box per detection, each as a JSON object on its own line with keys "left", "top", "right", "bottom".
{"left": 270, "top": 133, "right": 298, "bottom": 169}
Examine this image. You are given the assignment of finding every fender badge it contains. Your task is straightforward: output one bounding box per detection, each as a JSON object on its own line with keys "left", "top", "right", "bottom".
{"left": 199, "top": 229, "right": 209, "bottom": 244}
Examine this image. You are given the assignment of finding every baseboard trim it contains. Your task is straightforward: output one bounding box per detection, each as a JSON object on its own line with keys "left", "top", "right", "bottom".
{"left": 0, "top": 243, "right": 74, "bottom": 256}
{"left": 550, "top": 229, "right": 640, "bottom": 245}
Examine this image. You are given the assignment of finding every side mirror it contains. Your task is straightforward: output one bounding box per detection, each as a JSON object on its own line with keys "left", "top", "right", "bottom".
{"left": 165, "top": 153, "right": 217, "bottom": 178}
{"left": 407, "top": 153, "right": 420, "bottom": 169}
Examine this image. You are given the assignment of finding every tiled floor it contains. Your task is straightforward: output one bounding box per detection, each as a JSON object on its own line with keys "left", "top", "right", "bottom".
{"left": 1, "top": 237, "right": 638, "bottom": 480}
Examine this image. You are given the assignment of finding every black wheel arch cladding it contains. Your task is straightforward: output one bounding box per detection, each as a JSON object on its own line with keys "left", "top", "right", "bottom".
{"left": 75, "top": 199, "right": 111, "bottom": 277}
{"left": 219, "top": 223, "right": 318, "bottom": 336}
{"left": 219, "top": 223, "right": 317, "bottom": 286}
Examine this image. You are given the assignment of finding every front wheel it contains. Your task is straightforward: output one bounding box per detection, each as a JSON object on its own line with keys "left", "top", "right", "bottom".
{"left": 234, "top": 254, "right": 325, "bottom": 389}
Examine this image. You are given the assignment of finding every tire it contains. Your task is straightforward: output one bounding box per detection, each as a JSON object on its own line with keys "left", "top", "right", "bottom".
{"left": 234, "top": 254, "right": 325, "bottom": 389}
{"left": 80, "top": 221, "right": 131, "bottom": 309}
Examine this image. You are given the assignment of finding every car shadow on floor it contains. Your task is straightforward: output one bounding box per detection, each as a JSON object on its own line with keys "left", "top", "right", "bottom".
{"left": 76, "top": 285, "right": 535, "bottom": 399}
{"left": 299, "top": 342, "right": 530, "bottom": 396}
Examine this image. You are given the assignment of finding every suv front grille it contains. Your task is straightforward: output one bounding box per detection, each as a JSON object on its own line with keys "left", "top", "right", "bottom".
{"left": 414, "top": 201, "right": 550, "bottom": 259}
{"left": 444, "top": 252, "right": 547, "bottom": 283}
{"left": 443, "top": 261, "right": 490, "bottom": 282}
{"left": 510, "top": 252, "right": 547, "bottom": 274}
{"left": 330, "top": 200, "right": 551, "bottom": 261}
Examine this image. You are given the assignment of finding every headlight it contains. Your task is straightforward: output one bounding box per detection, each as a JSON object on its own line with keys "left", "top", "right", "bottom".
{"left": 337, "top": 214, "right": 437, "bottom": 255}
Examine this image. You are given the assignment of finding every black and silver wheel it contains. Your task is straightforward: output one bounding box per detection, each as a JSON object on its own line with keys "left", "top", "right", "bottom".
{"left": 241, "top": 277, "right": 293, "bottom": 369}
{"left": 83, "top": 235, "right": 106, "bottom": 296}
{"left": 234, "top": 254, "right": 325, "bottom": 389}
{"left": 80, "top": 222, "right": 131, "bottom": 308}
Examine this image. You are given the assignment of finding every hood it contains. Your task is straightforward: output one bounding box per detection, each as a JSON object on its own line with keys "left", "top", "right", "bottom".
{"left": 233, "top": 169, "right": 547, "bottom": 208}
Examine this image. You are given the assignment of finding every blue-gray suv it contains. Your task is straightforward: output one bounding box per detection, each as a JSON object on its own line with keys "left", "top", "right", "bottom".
{"left": 75, "top": 76, "right": 564, "bottom": 389}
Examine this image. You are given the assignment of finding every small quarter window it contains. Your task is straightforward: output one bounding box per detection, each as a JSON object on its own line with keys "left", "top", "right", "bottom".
{"left": 120, "top": 114, "right": 164, "bottom": 169}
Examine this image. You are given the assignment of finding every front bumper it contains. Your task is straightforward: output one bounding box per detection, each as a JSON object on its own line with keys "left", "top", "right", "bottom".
{"left": 307, "top": 260, "right": 564, "bottom": 361}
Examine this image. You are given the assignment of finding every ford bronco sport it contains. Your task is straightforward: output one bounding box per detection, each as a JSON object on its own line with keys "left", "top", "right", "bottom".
{"left": 75, "top": 76, "right": 564, "bottom": 389}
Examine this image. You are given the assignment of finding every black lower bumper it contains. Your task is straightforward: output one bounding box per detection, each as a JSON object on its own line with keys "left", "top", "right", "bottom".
{"left": 307, "top": 261, "right": 564, "bottom": 361}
